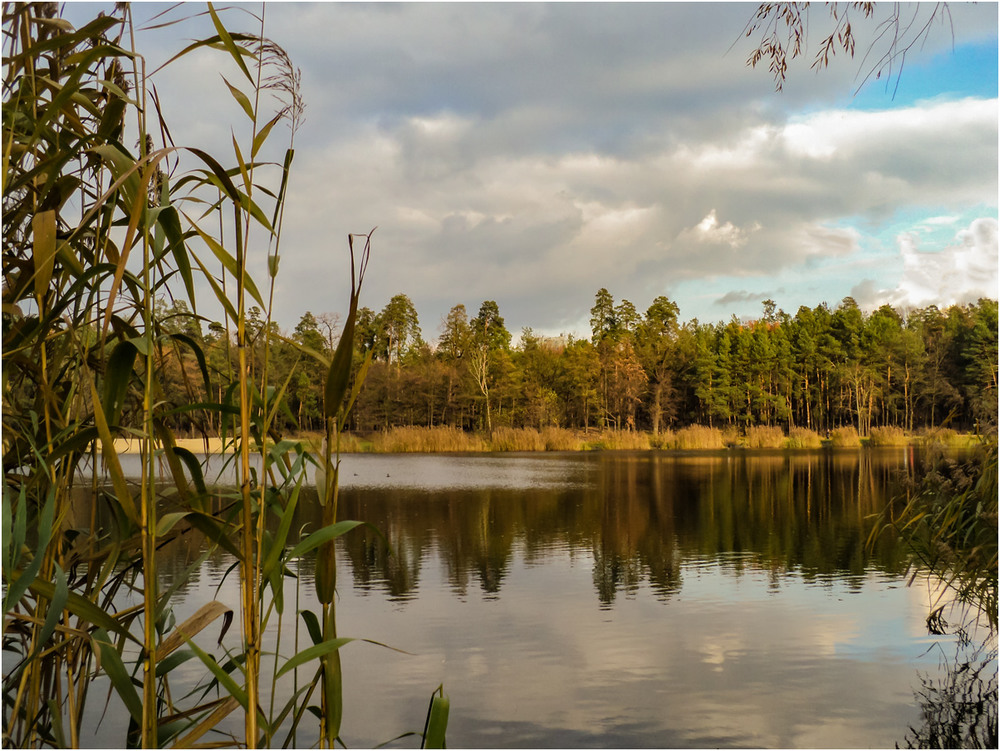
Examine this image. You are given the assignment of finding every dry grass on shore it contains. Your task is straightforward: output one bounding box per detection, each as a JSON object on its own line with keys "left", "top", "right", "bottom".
{"left": 786, "top": 427, "right": 823, "bottom": 449}
{"left": 868, "top": 426, "right": 908, "bottom": 447}
{"left": 489, "top": 427, "right": 547, "bottom": 451}
{"left": 669, "top": 425, "right": 727, "bottom": 450}
{"left": 744, "top": 425, "right": 786, "bottom": 449}
{"left": 114, "top": 425, "right": 983, "bottom": 455}
{"left": 592, "top": 430, "right": 651, "bottom": 450}
{"left": 541, "top": 427, "right": 588, "bottom": 451}
{"left": 830, "top": 426, "right": 862, "bottom": 447}
{"left": 369, "top": 426, "right": 489, "bottom": 453}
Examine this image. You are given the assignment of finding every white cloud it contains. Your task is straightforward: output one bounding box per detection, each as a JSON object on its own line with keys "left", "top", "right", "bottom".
{"left": 678, "top": 210, "right": 761, "bottom": 250}
{"left": 919, "top": 215, "right": 961, "bottom": 228}
{"left": 798, "top": 225, "right": 862, "bottom": 258}
{"left": 853, "top": 217, "right": 999, "bottom": 310}
{"left": 106, "top": 2, "right": 997, "bottom": 333}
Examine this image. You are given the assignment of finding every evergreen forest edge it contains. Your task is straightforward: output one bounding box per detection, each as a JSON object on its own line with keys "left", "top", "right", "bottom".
{"left": 158, "top": 292, "right": 999, "bottom": 447}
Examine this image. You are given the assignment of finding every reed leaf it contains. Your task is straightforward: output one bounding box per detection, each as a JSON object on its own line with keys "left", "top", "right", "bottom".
{"left": 21, "top": 576, "right": 137, "bottom": 646}
{"left": 103, "top": 340, "right": 138, "bottom": 426}
{"left": 184, "top": 511, "right": 244, "bottom": 561}
{"left": 231, "top": 133, "right": 253, "bottom": 202}
{"left": 30, "top": 210, "right": 56, "bottom": 305}
{"left": 184, "top": 248, "right": 240, "bottom": 321}
{"left": 299, "top": 610, "right": 323, "bottom": 647}
{"left": 321, "top": 607, "right": 343, "bottom": 746}
{"left": 151, "top": 31, "right": 259, "bottom": 78}
{"left": 86, "top": 383, "right": 138, "bottom": 527}
{"left": 155, "top": 511, "right": 194, "bottom": 538}
{"left": 421, "top": 686, "right": 450, "bottom": 750}
{"left": 182, "top": 150, "right": 242, "bottom": 202}
{"left": 324, "top": 233, "right": 372, "bottom": 420}
{"left": 186, "top": 218, "right": 266, "bottom": 309}
{"left": 284, "top": 520, "right": 368, "bottom": 562}
{"left": 223, "top": 76, "right": 256, "bottom": 122}
{"left": 252, "top": 112, "right": 284, "bottom": 160}
{"left": 92, "top": 629, "right": 144, "bottom": 727}
{"left": 28, "top": 563, "right": 68, "bottom": 667}
{"left": 182, "top": 638, "right": 258, "bottom": 729}
{"left": 3, "top": 486, "right": 55, "bottom": 615}
{"left": 275, "top": 637, "right": 355, "bottom": 679}
{"left": 171, "top": 696, "right": 241, "bottom": 749}
{"left": 206, "top": 2, "right": 255, "bottom": 83}
{"left": 171, "top": 445, "right": 209, "bottom": 497}
{"left": 1, "top": 484, "right": 19, "bottom": 574}
{"left": 159, "top": 601, "right": 234, "bottom": 660}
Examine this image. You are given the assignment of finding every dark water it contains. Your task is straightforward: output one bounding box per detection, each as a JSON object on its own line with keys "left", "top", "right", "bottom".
{"left": 96, "top": 449, "right": 994, "bottom": 748}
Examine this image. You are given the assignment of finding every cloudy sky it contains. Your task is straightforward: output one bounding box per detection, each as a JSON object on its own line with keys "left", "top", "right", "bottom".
{"left": 70, "top": 2, "right": 998, "bottom": 341}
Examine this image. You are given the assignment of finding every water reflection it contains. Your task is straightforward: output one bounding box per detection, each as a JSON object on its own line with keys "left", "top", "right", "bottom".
{"left": 902, "top": 636, "right": 998, "bottom": 748}
{"left": 329, "top": 450, "right": 913, "bottom": 607}
{"left": 80, "top": 448, "right": 974, "bottom": 748}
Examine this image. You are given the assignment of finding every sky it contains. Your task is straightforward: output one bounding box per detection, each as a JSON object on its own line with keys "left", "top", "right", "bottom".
{"left": 65, "top": 2, "right": 999, "bottom": 342}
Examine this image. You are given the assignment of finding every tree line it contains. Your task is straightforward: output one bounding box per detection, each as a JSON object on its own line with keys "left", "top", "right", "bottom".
{"left": 157, "top": 291, "right": 998, "bottom": 438}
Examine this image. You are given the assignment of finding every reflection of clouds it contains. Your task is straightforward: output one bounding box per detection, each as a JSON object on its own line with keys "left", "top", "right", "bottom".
{"left": 336, "top": 550, "right": 943, "bottom": 747}
{"left": 139, "top": 452, "right": 944, "bottom": 748}
{"left": 143, "top": 533, "right": 953, "bottom": 749}
{"left": 800, "top": 614, "right": 862, "bottom": 657}
{"left": 698, "top": 634, "right": 742, "bottom": 671}
{"left": 902, "top": 571, "right": 994, "bottom": 638}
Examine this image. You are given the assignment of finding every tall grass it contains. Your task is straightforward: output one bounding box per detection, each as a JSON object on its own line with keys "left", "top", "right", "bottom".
{"left": 593, "top": 430, "right": 651, "bottom": 450}
{"left": 870, "top": 441, "right": 998, "bottom": 632}
{"left": 868, "top": 426, "right": 908, "bottom": 447}
{"left": 743, "top": 426, "right": 786, "bottom": 449}
{"left": 371, "top": 426, "right": 488, "bottom": 453}
{"left": 917, "top": 427, "right": 972, "bottom": 449}
{"left": 490, "top": 427, "right": 547, "bottom": 452}
{"left": 830, "top": 426, "right": 862, "bottom": 447}
{"left": 670, "top": 426, "right": 726, "bottom": 450}
{"left": 541, "top": 427, "right": 588, "bottom": 451}
{"left": 786, "top": 427, "right": 823, "bottom": 449}
{"left": 2, "top": 4, "right": 446, "bottom": 748}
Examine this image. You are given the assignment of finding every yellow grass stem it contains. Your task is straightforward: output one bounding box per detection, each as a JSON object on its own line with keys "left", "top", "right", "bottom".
{"left": 831, "top": 426, "right": 862, "bottom": 447}
{"left": 744, "top": 426, "right": 786, "bottom": 449}
{"left": 787, "top": 427, "right": 823, "bottom": 448}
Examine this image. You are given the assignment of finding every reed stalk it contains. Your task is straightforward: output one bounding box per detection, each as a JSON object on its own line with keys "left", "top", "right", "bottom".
{"left": 3, "top": 5, "right": 447, "bottom": 748}
{"left": 126, "top": 7, "right": 163, "bottom": 743}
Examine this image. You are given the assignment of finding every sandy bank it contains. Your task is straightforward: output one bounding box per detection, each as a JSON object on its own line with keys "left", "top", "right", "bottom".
{"left": 112, "top": 437, "right": 230, "bottom": 454}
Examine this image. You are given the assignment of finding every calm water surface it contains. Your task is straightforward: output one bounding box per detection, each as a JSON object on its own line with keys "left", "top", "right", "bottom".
{"left": 103, "top": 449, "right": 993, "bottom": 748}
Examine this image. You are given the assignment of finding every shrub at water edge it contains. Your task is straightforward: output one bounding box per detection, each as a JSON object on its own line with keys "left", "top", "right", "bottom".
{"left": 744, "top": 425, "right": 786, "bottom": 449}
{"left": 831, "top": 426, "right": 862, "bottom": 447}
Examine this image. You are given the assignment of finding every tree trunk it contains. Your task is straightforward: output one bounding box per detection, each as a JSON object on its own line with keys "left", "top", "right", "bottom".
{"left": 651, "top": 382, "right": 662, "bottom": 436}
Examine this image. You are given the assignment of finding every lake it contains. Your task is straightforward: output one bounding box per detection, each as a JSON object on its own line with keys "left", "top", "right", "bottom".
{"left": 92, "top": 448, "right": 994, "bottom": 748}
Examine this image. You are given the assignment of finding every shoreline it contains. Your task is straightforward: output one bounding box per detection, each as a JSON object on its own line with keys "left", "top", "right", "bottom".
{"left": 113, "top": 437, "right": 230, "bottom": 455}
{"left": 109, "top": 428, "right": 985, "bottom": 455}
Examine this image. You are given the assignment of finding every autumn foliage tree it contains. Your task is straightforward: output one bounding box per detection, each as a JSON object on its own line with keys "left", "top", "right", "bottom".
{"left": 223, "top": 292, "right": 997, "bottom": 439}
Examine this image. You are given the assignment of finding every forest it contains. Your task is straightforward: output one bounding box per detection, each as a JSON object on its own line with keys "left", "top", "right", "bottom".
{"left": 158, "top": 289, "right": 998, "bottom": 440}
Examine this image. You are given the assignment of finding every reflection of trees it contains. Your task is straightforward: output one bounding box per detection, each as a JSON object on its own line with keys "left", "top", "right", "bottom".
{"left": 681, "top": 451, "right": 912, "bottom": 582}
{"left": 90, "top": 453, "right": 916, "bottom": 607}
{"left": 902, "top": 638, "right": 998, "bottom": 749}
{"left": 592, "top": 456, "right": 680, "bottom": 606}
{"left": 316, "top": 452, "right": 914, "bottom": 605}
